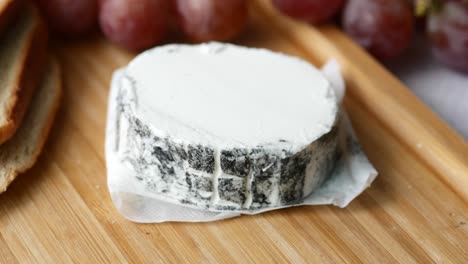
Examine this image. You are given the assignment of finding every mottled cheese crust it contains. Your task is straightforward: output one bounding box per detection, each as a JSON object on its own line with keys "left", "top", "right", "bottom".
{"left": 110, "top": 43, "right": 341, "bottom": 211}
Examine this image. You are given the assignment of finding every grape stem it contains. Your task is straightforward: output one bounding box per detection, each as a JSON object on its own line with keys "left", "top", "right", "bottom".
{"left": 415, "top": 0, "right": 430, "bottom": 16}
{"left": 416, "top": 0, "right": 468, "bottom": 16}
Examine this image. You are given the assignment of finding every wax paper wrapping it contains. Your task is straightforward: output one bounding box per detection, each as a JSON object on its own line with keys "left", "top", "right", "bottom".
{"left": 106, "top": 60, "right": 378, "bottom": 223}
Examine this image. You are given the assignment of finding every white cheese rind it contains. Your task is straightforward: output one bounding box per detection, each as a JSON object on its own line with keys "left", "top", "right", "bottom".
{"left": 126, "top": 42, "right": 338, "bottom": 152}
{"left": 110, "top": 43, "right": 340, "bottom": 211}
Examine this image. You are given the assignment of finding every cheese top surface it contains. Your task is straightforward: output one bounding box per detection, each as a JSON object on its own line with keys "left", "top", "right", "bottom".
{"left": 124, "top": 43, "right": 337, "bottom": 150}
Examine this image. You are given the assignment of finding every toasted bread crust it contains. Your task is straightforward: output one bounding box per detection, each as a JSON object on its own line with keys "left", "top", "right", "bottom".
{"left": 16, "top": 57, "right": 62, "bottom": 174}
{"left": 0, "top": 0, "right": 24, "bottom": 34}
{"left": 0, "top": 57, "right": 62, "bottom": 193}
{"left": 0, "top": 6, "right": 48, "bottom": 145}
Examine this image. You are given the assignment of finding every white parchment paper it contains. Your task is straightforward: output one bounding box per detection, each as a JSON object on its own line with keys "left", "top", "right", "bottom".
{"left": 106, "top": 60, "right": 378, "bottom": 223}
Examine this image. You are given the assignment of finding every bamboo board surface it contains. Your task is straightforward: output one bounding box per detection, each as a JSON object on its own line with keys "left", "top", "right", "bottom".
{"left": 1, "top": 0, "right": 467, "bottom": 262}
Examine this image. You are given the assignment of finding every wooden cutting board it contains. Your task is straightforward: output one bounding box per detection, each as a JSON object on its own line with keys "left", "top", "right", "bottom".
{"left": 1, "top": 0, "right": 467, "bottom": 262}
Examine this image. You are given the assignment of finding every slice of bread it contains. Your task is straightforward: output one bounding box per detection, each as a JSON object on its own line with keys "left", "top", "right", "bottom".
{"left": 0, "top": 4, "right": 48, "bottom": 145}
{"left": 0, "top": 57, "right": 62, "bottom": 193}
{"left": 0, "top": 0, "right": 22, "bottom": 34}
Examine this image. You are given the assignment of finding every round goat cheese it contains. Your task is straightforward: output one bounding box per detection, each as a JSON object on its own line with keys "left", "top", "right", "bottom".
{"left": 111, "top": 43, "right": 340, "bottom": 211}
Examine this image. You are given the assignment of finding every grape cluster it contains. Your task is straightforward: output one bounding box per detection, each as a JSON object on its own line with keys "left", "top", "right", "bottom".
{"left": 35, "top": 0, "right": 248, "bottom": 51}
{"left": 342, "top": 0, "right": 414, "bottom": 60}
{"left": 273, "top": 0, "right": 468, "bottom": 73}
{"left": 428, "top": 1, "right": 468, "bottom": 73}
{"left": 35, "top": 0, "right": 468, "bottom": 73}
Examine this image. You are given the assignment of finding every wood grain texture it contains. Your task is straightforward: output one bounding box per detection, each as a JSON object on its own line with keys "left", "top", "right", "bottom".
{"left": 0, "top": 0, "right": 467, "bottom": 262}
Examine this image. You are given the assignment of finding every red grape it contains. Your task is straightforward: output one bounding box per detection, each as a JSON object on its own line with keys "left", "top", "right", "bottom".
{"left": 428, "top": 1, "right": 468, "bottom": 73}
{"left": 343, "top": 0, "right": 414, "bottom": 60}
{"left": 176, "top": 0, "right": 248, "bottom": 42}
{"left": 99, "top": 0, "right": 171, "bottom": 51}
{"left": 272, "top": 0, "right": 344, "bottom": 24}
{"left": 35, "top": 0, "right": 98, "bottom": 37}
